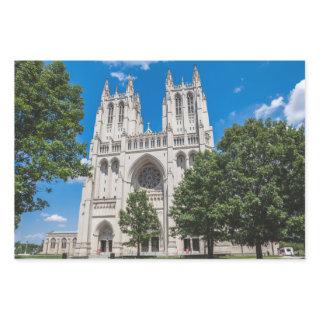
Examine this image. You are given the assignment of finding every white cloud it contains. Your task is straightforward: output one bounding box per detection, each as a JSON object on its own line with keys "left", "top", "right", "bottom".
{"left": 229, "top": 111, "right": 236, "bottom": 117}
{"left": 255, "top": 96, "right": 284, "bottom": 119}
{"left": 254, "top": 79, "right": 305, "bottom": 127}
{"left": 44, "top": 214, "right": 67, "bottom": 223}
{"left": 110, "top": 72, "right": 137, "bottom": 84}
{"left": 284, "top": 79, "right": 305, "bottom": 126}
{"left": 105, "top": 61, "right": 157, "bottom": 71}
{"left": 24, "top": 233, "right": 44, "bottom": 240}
{"left": 67, "top": 176, "right": 86, "bottom": 184}
{"left": 233, "top": 86, "right": 244, "bottom": 94}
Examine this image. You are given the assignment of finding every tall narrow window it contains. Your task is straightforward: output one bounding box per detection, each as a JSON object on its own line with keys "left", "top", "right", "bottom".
{"left": 189, "top": 153, "right": 196, "bottom": 167}
{"left": 61, "top": 238, "right": 67, "bottom": 249}
{"left": 108, "top": 103, "right": 114, "bottom": 124}
{"left": 151, "top": 237, "right": 159, "bottom": 252}
{"left": 175, "top": 93, "right": 182, "bottom": 116}
{"left": 192, "top": 238, "right": 200, "bottom": 251}
{"left": 50, "top": 238, "right": 56, "bottom": 249}
{"left": 184, "top": 238, "right": 191, "bottom": 252}
{"left": 177, "top": 154, "right": 186, "bottom": 169}
{"left": 187, "top": 92, "right": 194, "bottom": 114}
{"left": 141, "top": 239, "right": 149, "bottom": 252}
{"left": 118, "top": 102, "right": 124, "bottom": 123}
{"left": 72, "top": 238, "right": 77, "bottom": 248}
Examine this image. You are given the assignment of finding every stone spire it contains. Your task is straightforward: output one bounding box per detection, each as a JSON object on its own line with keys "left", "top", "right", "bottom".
{"left": 115, "top": 84, "right": 119, "bottom": 95}
{"left": 101, "top": 79, "right": 110, "bottom": 101}
{"left": 166, "top": 68, "right": 173, "bottom": 90}
{"left": 126, "top": 75, "right": 134, "bottom": 95}
{"left": 192, "top": 65, "right": 201, "bottom": 86}
{"left": 145, "top": 122, "right": 153, "bottom": 134}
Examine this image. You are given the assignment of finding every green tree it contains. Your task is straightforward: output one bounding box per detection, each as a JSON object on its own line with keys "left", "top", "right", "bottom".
{"left": 119, "top": 189, "right": 160, "bottom": 257}
{"left": 218, "top": 119, "right": 304, "bottom": 258}
{"left": 270, "top": 122, "right": 305, "bottom": 243}
{"left": 14, "top": 241, "right": 42, "bottom": 255}
{"left": 283, "top": 215, "right": 305, "bottom": 243}
{"left": 15, "top": 61, "right": 90, "bottom": 229}
{"left": 170, "top": 150, "right": 228, "bottom": 258}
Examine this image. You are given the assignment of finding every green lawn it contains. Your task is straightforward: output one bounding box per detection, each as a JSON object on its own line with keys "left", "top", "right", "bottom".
{"left": 15, "top": 254, "right": 62, "bottom": 259}
{"left": 14, "top": 254, "right": 304, "bottom": 259}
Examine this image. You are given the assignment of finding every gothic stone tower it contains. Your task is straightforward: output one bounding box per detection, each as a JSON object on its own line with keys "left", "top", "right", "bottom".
{"left": 75, "top": 66, "right": 214, "bottom": 257}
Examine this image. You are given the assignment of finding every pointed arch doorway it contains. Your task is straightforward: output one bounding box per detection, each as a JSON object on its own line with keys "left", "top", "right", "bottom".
{"left": 97, "top": 221, "right": 114, "bottom": 253}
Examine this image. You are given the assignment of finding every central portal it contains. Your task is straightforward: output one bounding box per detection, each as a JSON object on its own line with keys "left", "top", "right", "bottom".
{"left": 98, "top": 221, "right": 113, "bottom": 253}
{"left": 131, "top": 159, "right": 165, "bottom": 254}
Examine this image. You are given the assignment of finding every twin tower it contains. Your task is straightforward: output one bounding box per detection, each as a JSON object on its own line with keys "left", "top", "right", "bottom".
{"left": 74, "top": 65, "right": 214, "bottom": 257}
{"left": 96, "top": 65, "right": 213, "bottom": 143}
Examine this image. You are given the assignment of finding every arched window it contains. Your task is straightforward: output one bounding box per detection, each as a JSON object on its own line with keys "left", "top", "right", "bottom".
{"left": 100, "top": 160, "right": 108, "bottom": 175}
{"left": 118, "top": 101, "right": 124, "bottom": 123}
{"left": 177, "top": 154, "right": 186, "bottom": 169}
{"left": 61, "top": 238, "right": 67, "bottom": 249}
{"left": 111, "top": 159, "right": 119, "bottom": 174}
{"left": 187, "top": 92, "right": 194, "bottom": 114}
{"left": 189, "top": 153, "right": 196, "bottom": 167}
{"left": 108, "top": 103, "right": 114, "bottom": 124}
{"left": 175, "top": 94, "right": 182, "bottom": 116}
{"left": 50, "top": 238, "right": 56, "bottom": 249}
{"left": 72, "top": 238, "right": 77, "bottom": 248}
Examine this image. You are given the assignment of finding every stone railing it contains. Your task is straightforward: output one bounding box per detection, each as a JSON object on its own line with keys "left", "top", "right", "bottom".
{"left": 98, "top": 132, "right": 200, "bottom": 155}
{"left": 127, "top": 132, "right": 167, "bottom": 152}
{"left": 173, "top": 83, "right": 194, "bottom": 90}
{"left": 174, "top": 133, "right": 199, "bottom": 147}
{"left": 99, "top": 142, "right": 121, "bottom": 155}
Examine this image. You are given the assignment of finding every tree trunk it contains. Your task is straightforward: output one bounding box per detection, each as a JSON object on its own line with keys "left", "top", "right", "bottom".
{"left": 256, "top": 242, "right": 263, "bottom": 259}
{"left": 207, "top": 237, "right": 214, "bottom": 259}
{"left": 137, "top": 241, "right": 140, "bottom": 258}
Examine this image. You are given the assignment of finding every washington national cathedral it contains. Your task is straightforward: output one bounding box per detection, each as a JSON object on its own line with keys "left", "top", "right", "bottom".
{"left": 42, "top": 66, "right": 276, "bottom": 257}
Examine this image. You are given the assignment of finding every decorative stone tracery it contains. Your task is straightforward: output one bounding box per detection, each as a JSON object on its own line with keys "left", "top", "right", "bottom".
{"left": 137, "top": 165, "right": 161, "bottom": 189}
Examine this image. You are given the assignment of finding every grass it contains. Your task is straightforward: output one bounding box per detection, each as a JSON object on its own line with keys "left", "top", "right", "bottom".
{"left": 14, "top": 254, "right": 304, "bottom": 259}
{"left": 15, "top": 254, "right": 62, "bottom": 259}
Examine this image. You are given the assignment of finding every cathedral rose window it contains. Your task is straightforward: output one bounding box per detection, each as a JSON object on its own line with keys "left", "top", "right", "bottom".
{"left": 137, "top": 166, "right": 161, "bottom": 189}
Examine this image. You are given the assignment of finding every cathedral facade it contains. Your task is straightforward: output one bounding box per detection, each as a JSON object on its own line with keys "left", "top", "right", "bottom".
{"left": 42, "top": 66, "right": 277, "bottom": 257}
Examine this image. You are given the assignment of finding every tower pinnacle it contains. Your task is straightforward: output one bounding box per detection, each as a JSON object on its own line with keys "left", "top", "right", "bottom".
{"left": 101, "top": 79, "right": 110, "bottom": 101}
{"left": 126, "top": 75, "right": 134, "bottom": 95}
{"left": 166, "top": 68, "right": 173, "bottom": 90}
{"left": 192, "top": 65, "right": 201, "bottom": 86}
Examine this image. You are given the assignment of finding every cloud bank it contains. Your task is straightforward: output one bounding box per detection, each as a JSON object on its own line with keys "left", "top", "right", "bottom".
{"left": 105, "top": 61, "right": 157, "bottom": 71}
{"left": 110, "top": 72, "right": 137, "bottom": 83}
{"left": 254, "top": 79, "right": 305, "bottom": 126}
{"left": 43, "top": 214, "right": 67, "bottom": 222}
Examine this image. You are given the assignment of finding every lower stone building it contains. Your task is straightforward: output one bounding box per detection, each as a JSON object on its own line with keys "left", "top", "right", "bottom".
{"left": 42, "top": 231, "right": 77, "bottom": 256}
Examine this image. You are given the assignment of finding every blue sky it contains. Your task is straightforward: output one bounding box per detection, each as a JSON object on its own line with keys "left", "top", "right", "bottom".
{"left": 15, "top": 61, "right": 305, "bottom": 244}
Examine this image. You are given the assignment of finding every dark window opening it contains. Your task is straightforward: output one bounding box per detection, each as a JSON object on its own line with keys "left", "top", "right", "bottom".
{"left": 141, "top": 239, "right": 149, "bottom": 252}
{"left": 151, "top": 237, "right": 159, "bottom": 252}
{"left": 108, "top": 240, "right": 113, "bottom": 252}
{"left": 192, "top": 238, "right": 200, "bottom": 251}
{"left": 184, "top": 238, "right": 191, "bottom": 252}
{"left": 100, "top": 240, "right": 107, "bottom": 252}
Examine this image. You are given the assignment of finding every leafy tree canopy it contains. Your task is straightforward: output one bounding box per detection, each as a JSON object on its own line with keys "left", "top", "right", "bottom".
{"left": 15, "top": 61, "right": 90, "bottom": 228}
{"left": 218, "top": 119, "right": 304, "bottom": 257}
{"left": 170, "top": 150, "right": 229, "bottom": 258}
{"left": 119, "top": 189, "right": 160, "bottom": 257}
